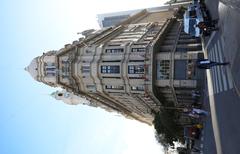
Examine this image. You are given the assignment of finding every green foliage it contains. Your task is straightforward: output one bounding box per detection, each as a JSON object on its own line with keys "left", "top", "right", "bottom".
{"left": 153, "top": 108, "right": 184, "bottom": 147}
{"left": 165, "top": 0, "right": 177, "bottom": 5}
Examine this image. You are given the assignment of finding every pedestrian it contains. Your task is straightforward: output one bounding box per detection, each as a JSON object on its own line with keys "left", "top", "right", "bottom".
{"left": 195, "top": 124, "right": 203, "bottom": 129}
{"left": 192, "top": 108, "right": 209, "bottom": 116}
{"left": 197, "top": 19, "right": 219, "bottom": 31}
{"left": 192, "top": 93, "right": 200, "bottom": 98}
{"left": 187, "top": 112, "right": 200, "bottom": 119}
{"left": 196, "top": 59, "right": 229, "bottom": 69}
{"left": 192, "top": 90, "right": 200, "bottom": 94}
{"left": 183, "top": 108, "right": 209, "bottom": 118}
{"left": 192, "top": 102, "right": 202, "bottom": 109}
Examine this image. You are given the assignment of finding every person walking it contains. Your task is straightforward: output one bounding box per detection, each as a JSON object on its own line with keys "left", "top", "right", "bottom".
{"left": 196, "top": 59, "right": 230, "bottom": 69}
{"left": 183, "top": 108, "right": 209, "bottom": 118}
{"left": 192, "top": 91, "right": 200, "bottom": 97}
{"left": 192, "top": 108, "right": 209, "bottom": 116}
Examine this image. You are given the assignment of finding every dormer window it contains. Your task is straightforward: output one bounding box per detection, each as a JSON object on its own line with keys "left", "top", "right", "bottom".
{"left": 44, "top": 62, "right": 56, "bottom": 77}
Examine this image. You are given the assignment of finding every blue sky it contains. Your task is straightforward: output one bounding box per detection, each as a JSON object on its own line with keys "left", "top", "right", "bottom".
{"left": 0, "top": 0, "right": 167, "bottom": 153}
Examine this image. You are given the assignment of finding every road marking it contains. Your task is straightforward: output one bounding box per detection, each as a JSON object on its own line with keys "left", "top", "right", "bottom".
{"left": 219, "top": 37, "right": 234, "bottom": 90}
{"left": 217, "top": 40, "right": 228, "bottom": 91}
{"left": 211, "top": 47, "right": 219, "bottom": 93}
{"left": 201, "top": 137, "right": 204, "bottom": 141}
{"left": 205, "top": 31, "right": 217, "bottom": 49}
{"left": 220, "top": 35, "right": 225, "bottom": 49}
{"left": 215, "top": 43, "right": 223, "bottom": 93}
{"left": 220, "top": 30, "right": 240, "bottom": 96}
{"left": 200, "top": 144, "right": 204, "bottom": 148}
{"left": 226, "top": 67, "right": 233, "bottom": 89}
{"left": 209, "top": 50, "right": 216, "bottom": 93}
{"left": 213, "top": 67, "right": 218, "bottom": 94}
{"left": 215, "top": 43, "right": 224, "bottom": 92}
{"left": 212, "top": 52, "right": 217, "bottom": 94}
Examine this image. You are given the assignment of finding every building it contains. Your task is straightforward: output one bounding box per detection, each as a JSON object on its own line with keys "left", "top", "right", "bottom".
{"left": 26, "top": 7, "right": 204, "bottom": 125}
{"left": 97, "top": 5, "right": 187, "bottom": 28}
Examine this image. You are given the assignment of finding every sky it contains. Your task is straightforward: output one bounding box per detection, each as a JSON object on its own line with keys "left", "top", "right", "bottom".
{"left": 0, "top": 0, "right": 168, "bottom": 154}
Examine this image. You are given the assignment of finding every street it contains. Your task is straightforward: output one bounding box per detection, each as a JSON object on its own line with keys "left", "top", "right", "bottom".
{"left": 201, "top": 0, "right": 240, "bottom": 153}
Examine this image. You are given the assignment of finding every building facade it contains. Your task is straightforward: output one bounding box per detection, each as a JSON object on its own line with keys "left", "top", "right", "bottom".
{"left": 26, "top": 8, "right": 203, "bottom": 125}
{"left": 97, "top": 5, "right": 187, "bottom": 28}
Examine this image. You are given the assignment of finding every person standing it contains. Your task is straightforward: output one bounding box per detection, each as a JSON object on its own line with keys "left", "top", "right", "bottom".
{"left": 196, "top": 59, "right": 229, "bottom": 69}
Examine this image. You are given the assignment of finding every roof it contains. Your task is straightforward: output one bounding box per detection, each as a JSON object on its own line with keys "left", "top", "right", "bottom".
{"left": 25, "top": 57, "right": 39, "bottom": 80}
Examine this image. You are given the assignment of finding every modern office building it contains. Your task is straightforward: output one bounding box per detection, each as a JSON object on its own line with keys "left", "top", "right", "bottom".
{"left": 97, "top": 5, "right": 188, "bottom": 28}
{"left": 26, "top": 8, "right": 203, "bottom": 125}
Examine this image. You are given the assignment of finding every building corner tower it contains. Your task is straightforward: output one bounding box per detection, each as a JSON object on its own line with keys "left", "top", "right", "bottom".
{"left": 26, "top": 7, "right": 203, "bottom": 125}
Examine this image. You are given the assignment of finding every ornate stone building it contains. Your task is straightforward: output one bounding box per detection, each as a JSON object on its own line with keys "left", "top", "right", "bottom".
{"left": 26, "top": 8, "right": 203, "bottom": 125}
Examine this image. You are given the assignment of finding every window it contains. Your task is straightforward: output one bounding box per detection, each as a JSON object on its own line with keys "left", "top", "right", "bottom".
{"left": 105, "top": 48, "right": 124, "bottom": 53}
{"left": 62, "top": 60, "right": 70, "bottom": 78}
{"left": 131, "top": 86, "right": 145, "bottom": 91}
{"left": 45, "top": 63, "right": 56, "bottom": 71}
{"left": 46, "top": 67, "right": 56, "bottom": 71}
{"left": 108, "top": 44, "right": 121, "bottom": 46}
{"left": 62, "top": 66, "right": 69, "bottom": 72}
{"left": 86, "top": 85, "right": 96, "bottom": 92}
{"left": 62, "top": 66, "right": 69, "bottom": 78}
{"left": 105, "top": 85, "right": 124, "bottom": 90}
{"left": 129, "top": 77, "right": 144, "bottom": 79}
{"left": 102, "top": 76, "right": 121, "bottom": 79}
{"left": 131, "top": 48, "right": 146, "bottom": 52}
{"left": 157, "top": 60, "right": 170, "bottom": 79}
{"left": 102, "top": 60, "right": 121, "bottom": 63}
{"left": 82, "top": 66, "right": 90, "bottom": 73}
{"left": 85, "top": 50, "right": 92, "bottom": 53}
{"left": 44, "top": 62, "right": 56, "bottom": 76}
{"left": 101, "top": 65, "right": 120, "bottom": 74}
{"left": 129, "top": 60, "right": 144, "bottom": 62}
{"left": 46, "top": 72, "right": 56, "bottom": 76}
{"left": 128, "top": 65, "right": 144, "bottom": 74}
{"left": 62, "top": 60, "right": 69, "bottom": 64}
{"left": 86, "top": 85, "right": 96, "bottom": 89}
{"left": 176, "top": 47, "right": 188, "bottom": 52}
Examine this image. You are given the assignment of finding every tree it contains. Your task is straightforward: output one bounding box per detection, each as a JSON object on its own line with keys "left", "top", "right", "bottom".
{"left": 153, "top": 106, "right": 184, "bottom": 147}
{"left": 174, "top": 6, "right": 187, "bottom": 19}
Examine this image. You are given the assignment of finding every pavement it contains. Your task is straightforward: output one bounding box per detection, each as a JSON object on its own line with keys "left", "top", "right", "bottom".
{"left": 220, "top": 0, "right": 240, "bottom": 12}
{"left": 200, "top": 0, "right": 240, "bottom": 153}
